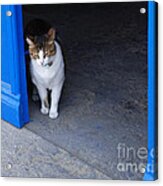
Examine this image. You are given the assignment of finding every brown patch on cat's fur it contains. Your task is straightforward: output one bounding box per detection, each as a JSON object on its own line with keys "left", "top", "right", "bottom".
{"left": 46, "top": 43, "right": 56, "bottom": 57}
{"left": 29, "top": 47, "right": 39, "bottom": 59}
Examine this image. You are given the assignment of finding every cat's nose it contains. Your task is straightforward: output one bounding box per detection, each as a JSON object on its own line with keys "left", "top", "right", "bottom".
{"left": 40, "top": 61, "right": 44, "bottom": 65}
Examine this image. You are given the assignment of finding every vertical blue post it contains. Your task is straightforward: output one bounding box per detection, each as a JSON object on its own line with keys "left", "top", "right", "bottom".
{"left": 143, "top": 1, "right": 157, "bottom": 181}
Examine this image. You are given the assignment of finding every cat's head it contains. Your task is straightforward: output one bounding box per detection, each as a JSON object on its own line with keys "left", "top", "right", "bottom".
{"left": 26, "top": 28, "right": 56, "bottom": 66}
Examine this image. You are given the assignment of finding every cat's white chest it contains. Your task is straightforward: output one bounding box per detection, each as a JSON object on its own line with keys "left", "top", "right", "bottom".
{"left": 36, "top": 68, "right": 55, "bottom": 88}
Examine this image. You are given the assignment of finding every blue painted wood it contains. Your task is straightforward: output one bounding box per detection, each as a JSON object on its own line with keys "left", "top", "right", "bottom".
{"left": 1, "top": 5, "right": 29, "bottom": 128}
{"left": 143, "top": 1, "right": 158, "bottom": 181}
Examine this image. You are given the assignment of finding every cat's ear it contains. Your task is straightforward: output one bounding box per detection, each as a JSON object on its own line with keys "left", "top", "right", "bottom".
{"left": 26, "top": 36, "right": 35, "bottom": 48}
{"left": 48, "top": 28, "right": 56, "bottom": 44}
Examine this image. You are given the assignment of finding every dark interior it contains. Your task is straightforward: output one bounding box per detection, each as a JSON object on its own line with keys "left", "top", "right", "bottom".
{"left": 22, "top": 2, "right": 148, "bottom": 179}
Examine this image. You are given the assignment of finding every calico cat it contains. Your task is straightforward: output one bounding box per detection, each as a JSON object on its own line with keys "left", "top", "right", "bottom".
{"left": 25, "top": 19, "right": 65, "bottom": 119}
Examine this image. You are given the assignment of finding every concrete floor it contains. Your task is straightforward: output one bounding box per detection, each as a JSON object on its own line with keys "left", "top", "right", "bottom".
{"left": 2, "top": 2, "right": 148, "bottom": 180}
{"left": 1, "top": 120, "right": 110, "bottom": 179}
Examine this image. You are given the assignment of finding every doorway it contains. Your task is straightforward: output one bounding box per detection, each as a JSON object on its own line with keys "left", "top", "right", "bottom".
{"left": 22, "top": 3, "right": 148, "bottom": 180}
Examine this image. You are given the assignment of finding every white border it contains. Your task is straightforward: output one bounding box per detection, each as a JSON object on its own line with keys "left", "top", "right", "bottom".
{"left": 1, "top": 0, "right": 149, "bottom": 5}
{"left": 1, "top": 0, "right": 162, "bottom": 186}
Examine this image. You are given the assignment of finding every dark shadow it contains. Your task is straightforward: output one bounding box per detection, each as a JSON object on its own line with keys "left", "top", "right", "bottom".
{"left": 22, "top": 2, "right": 148, "bottom": 180}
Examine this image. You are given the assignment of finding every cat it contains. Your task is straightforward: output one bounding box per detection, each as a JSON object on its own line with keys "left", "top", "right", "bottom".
{"left": 25, "top": 19, "right": 65, "bottom": 119}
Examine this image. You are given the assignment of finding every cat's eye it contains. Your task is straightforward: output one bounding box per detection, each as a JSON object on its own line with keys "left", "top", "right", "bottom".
{"left": 33, "top": 54, "right": 39, "bottom": 59}
{"left": 44, "top": 51, "right": 48, "bottom": 58}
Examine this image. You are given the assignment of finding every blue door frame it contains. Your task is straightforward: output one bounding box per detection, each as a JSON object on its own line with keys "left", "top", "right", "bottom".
{"left": 143, "top": 1, "right": 158, "bottom": 181}
{"left": 1, "top": 5, "right": 29, "bottom": 128}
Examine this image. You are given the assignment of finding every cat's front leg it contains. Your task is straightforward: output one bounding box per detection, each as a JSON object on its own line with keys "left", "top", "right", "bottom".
{"left": 32, "top": 85, "right": 39, "bottom": 102}
{"left": 49, "top": 81, "right": 64, "bottom": 119}
{"left": 36, "top": 85, "right": 49, "bottom": 115}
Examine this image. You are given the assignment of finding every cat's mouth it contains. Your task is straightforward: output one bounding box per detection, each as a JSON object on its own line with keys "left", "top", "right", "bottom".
{"left": 43, "top": 61, "right": 53, "bottom": 67}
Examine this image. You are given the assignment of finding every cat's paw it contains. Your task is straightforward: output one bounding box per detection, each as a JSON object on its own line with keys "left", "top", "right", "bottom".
{"left": 40, "top": 107, "right": 49, "bottom": 115}
{"left": 32, "top": 94, "right": 39, "bottom": 102}
{"left": 49, "top": 111, "right": 58, "bottom": 119}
